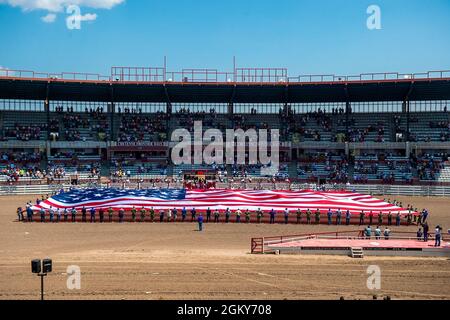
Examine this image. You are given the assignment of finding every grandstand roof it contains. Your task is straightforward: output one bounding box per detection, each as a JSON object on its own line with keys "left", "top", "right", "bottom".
{"left": 1, "top": 69, "right": 450, "bottom": 104}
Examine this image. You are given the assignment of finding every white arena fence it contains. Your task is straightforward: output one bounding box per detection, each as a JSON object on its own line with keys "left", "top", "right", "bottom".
{"left": 0, "top": 184, "right": 71, "bottom": 195}
{"left": 1, "top": 182, "right": 450, "bottom": 197}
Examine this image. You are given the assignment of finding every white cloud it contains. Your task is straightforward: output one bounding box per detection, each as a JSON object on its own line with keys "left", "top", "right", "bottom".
{"left": 76, "top": 12, "right": 97, "bottom": 21}
{"left": 0, "top": 0, "right": 125, "bottom": 12}
{"left": 41, "top": 13, "right": 56, "bottom": 23}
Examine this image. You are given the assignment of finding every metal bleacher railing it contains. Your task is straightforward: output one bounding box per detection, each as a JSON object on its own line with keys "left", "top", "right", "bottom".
{"left": 2, "top": 180, "right": 450, "bottom": 196}
{"left": 1, "top": 66, "right": 450, "bottom": 84}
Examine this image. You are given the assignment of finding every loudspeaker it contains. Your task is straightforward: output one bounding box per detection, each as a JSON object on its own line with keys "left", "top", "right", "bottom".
{"left": 32, "top": 259, "right": 41, "bottom": 274}
{"left": 42, "top": 258, "right": 52, "bottom": 273}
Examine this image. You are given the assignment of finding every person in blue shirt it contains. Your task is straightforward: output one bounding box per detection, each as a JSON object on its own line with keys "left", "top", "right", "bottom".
{"left": 26, "top": 206, "right": 33, "bottom": 222}
{"left": 327, "top": 209, "right": 332, "bottom": 225}
{"left": 269, "top": 209, "right": 276, "bottom": 224}
{"left": 365, "top": 225, "right": 372, "bottom": 239}
{"left": 198, "top": 213, "right": 204, "bottom": 231}
{"left": 345, "top": 210, "right": 351, "bottom": 225}
{"left": 422, "top": 209, "right": 429, "bottom": 223}
{"left": 182, "top": 207, "right": 187, "bottom": 222}
{"left": 90, "top": 207, "right": 96, "bottom": 223}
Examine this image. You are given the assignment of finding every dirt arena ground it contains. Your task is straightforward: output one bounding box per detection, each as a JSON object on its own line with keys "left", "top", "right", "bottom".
{"left": 0, "top": 195, "right": 449, "bottom": 300}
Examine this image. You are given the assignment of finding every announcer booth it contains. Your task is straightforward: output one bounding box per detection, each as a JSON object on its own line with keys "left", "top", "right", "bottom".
{"left": 183, "top": 170, "right": 217, "bottom": 182}
{"left": 183, "top": 170, "right": 217, "bottom": 189}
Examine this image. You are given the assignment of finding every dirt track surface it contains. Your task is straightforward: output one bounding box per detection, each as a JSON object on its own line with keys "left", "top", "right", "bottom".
{"left": 0, "top": 195, "right": 449, "bottom": 300}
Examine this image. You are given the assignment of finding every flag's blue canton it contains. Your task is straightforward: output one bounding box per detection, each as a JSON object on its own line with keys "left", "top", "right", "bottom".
{"left": 52, "top": 188, "right": 187, "bottom": 204}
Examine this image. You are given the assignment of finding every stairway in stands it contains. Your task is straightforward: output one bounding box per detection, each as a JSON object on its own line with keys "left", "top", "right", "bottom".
{"left": 437, "top": 161, "right": 450, "bottom": 182}
{"left": 100, "top": 161, "right": 111, "bottom": 178}
{"left": 288, "top": 162, "right": 298, "bottom": 179}
{"left": 0, "top": 111, "right": 3, "bottom": 136}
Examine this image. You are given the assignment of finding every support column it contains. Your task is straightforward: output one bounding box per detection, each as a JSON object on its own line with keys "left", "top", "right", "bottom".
{"left": 228, "top": 102, "right": 234, "bottom": 115}
{"left": 404, "top": 99, "right": 410, "bottom": 142}
{"left": 109, "top": 86, "right": 115, "bottom": 141}
{"left": 45, "top": 83, "right": 51, "bottom": 160}
{"left": 345, "top": 101, "right": 351, "bottom": 141}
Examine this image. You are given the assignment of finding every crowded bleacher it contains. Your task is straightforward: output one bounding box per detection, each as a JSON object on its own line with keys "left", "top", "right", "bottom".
{"left": 1, "top": 99, "right": 449, "bottom": 186}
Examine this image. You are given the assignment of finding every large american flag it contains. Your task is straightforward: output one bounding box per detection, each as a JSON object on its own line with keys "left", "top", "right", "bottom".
{"left": 32, "top": 188, "right": 411, "bottom": 214}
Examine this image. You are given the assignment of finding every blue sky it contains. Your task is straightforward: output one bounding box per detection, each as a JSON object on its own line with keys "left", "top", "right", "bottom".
{"left": 0, "top": 0, "right": 449, "bottom": 77}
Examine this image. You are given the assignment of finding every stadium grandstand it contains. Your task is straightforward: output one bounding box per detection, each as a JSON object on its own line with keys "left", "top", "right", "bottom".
{"left": 1, "top": 66, "right": 450, "bottom": 191}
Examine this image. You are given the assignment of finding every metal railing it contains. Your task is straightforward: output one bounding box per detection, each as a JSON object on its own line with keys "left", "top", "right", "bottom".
{"left": 252, "top": 230, "right": 448, "bottom": 254}
{"left": 2, "top": 66, "right": 450, "bottom": 84}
